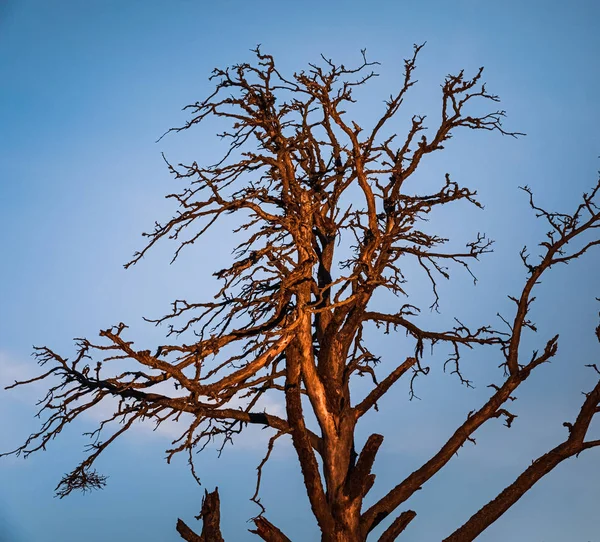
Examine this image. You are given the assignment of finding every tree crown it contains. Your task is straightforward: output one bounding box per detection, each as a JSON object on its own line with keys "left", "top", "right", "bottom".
{"left": 4, "top": 45, "right": 600, "bottom": 542}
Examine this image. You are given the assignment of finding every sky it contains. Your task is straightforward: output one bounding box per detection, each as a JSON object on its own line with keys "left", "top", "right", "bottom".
{"left": 0, "top": 0, "right": 599, "bottom": 540}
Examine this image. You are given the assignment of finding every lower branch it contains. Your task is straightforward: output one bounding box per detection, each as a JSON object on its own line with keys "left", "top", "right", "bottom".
{"left": 176, "top": 519, "right": 202, "bottom": 542}
{"left": 177, "top": 488, "right": 224, "bottom": 542}
{"left": 442, "top": 442, "right": 574, "bottom": 542}
{"left": 345, "top": 433, "right": 384, "bottom": 501}
{"left": 250, "top": 516, "right": 293, "bottom": 542}
{"left": 378, "top": 510, "right": 417, "bottom": 542}
{"left": 361, "top": 337, "right": 559, "bottom": 535}
{"left": 444, "top": 377, "right": 600, "bottom": 541}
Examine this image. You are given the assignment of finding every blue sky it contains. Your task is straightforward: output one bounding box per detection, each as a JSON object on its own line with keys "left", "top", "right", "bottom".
{"left": 0, "top": 0, "right": 599, "bottom": 540}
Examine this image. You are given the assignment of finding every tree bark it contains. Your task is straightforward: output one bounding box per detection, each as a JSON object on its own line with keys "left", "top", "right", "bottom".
{"left": 250, "top": 516, "right": 292, "bottom": 542}
{"left": 177, "top": 488, "right": 224, "bottom": 542}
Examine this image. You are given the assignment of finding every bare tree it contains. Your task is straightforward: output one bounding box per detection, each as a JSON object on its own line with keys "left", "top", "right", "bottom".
{"left": 3, "top": 45, "right": 600, "bottom": 542}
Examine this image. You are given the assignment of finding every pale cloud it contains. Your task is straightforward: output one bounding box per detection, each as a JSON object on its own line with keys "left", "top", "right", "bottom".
{"left": 0, "top": 351, "right": 41, "bottom": 398}
{"left": 0, "top": 351, "right": 43, "bottom": 460}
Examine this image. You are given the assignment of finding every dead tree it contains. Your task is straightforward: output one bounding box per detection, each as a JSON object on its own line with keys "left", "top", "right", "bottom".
{"left": 3, "top": 45, "right": 600, "bottom": 542}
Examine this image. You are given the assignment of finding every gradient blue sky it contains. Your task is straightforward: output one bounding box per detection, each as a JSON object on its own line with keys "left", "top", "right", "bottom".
{"left": 1, "top": 1, "right": 599, "bottom": 540}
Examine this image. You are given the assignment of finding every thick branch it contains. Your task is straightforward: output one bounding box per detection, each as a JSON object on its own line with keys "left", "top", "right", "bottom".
{"left": 378, "top": 510, "right": 417, "bottom": 542}
{"left": 444, "top": 377, "right": 600, "bottom": 541}
{"left": 361, "top": 336, "right": 557, "bottom": 535}
{"left": 250, "top": 516, "right": 292, "bottom": 542}
{"left": 177, "top": 488, "right": 224, "bottom": 542}
{"left": 354, "top": 358, "right": 417, "bottom": 418}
